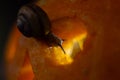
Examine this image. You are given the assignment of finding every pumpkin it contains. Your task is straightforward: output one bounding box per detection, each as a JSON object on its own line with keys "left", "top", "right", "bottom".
{"left": 5, "top": 0, "right": 120, "bottom": 80}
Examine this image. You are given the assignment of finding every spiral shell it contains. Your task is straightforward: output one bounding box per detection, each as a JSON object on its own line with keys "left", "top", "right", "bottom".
{"left": 17, "top": 4, "right": 51, "bottom": 38}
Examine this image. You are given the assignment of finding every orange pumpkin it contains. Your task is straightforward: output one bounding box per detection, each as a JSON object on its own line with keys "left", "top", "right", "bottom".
{"left": 5, "top": 0, "right": 120, "bottom": 80}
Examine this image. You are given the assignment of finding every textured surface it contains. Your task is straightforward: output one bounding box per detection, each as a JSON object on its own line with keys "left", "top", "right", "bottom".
{"left": 6, "top": 0, "right": 120, "bottom": 80}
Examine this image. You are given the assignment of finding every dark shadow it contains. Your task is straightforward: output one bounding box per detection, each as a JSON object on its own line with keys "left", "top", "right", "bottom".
{"left": 0, "top": 0, "right": 35, "bottom": 80}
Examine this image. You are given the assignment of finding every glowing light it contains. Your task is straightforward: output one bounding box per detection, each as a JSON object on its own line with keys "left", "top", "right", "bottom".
{"left": 20, "top": 64, "right": 33, "bottom": 74}
{"left": 53, "top": 47, "right": 73, "bottom": 65}
{"left": 63, "top": 32, "right": 87, "bottom": 57}
{"left": 73, "top": 32, "right": 87, "bottom": 50}
{"left": 48, "top": 32, "right": 87, "bottom": 65}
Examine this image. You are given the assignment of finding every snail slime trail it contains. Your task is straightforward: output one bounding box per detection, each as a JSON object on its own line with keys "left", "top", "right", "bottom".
{"left": 16, "top": 4, "right": 66, "bottom": 54}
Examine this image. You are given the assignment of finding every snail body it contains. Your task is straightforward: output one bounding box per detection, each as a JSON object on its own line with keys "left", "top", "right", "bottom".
{"left": 17, "top": 4, "right": 65, "bottom": 53}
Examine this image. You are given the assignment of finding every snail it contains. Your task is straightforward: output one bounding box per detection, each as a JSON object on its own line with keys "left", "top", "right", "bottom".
{"left": 17, "top": 4, "right": 66, "bottom": 54}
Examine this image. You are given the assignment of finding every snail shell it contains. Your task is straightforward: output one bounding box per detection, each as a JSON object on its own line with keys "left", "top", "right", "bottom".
{"left": 17, "top": 4, "right": 51, "bottom": 38}
{"left": 17, "top": 4, "right": 66, "bottom": 53}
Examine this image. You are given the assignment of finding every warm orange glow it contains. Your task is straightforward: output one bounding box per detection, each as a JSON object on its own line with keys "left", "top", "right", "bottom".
{"left": 50, "top": 47, "right": 73, "bottom": 65}
{"left": 5, "top": 27, "right": 20, "bottom": 61}
{"left": 45, "top": 31, "right": 87, "bottom": 65}
{"left": 20, "top": 63, "right": 33, "bottom": 74}
{"left": 5, "top": 0, "right": 120, "bottom": 79}
{"left": 5, "top": 22, "right": 87, "bottom": 80}
{"left": 6, "top": 43, "right": 16, "bottom": 60}
{"left": 73, "top": 32, "right": 87, "bottom": 51}
{"left": 18, "top": 64, "right": 34, "bottom": 80}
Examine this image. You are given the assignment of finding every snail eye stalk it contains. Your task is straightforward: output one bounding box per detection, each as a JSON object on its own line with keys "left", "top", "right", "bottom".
{"left": 45, "top": 32, "right": 66, "bottom": 54}
{"left": 59, "top": 44, "right": 66, "bottom": 54}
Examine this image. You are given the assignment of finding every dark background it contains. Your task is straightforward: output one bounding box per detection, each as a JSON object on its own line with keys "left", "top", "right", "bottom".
{"left": 0, "top": 0, "right": 34, "bottom": 79}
